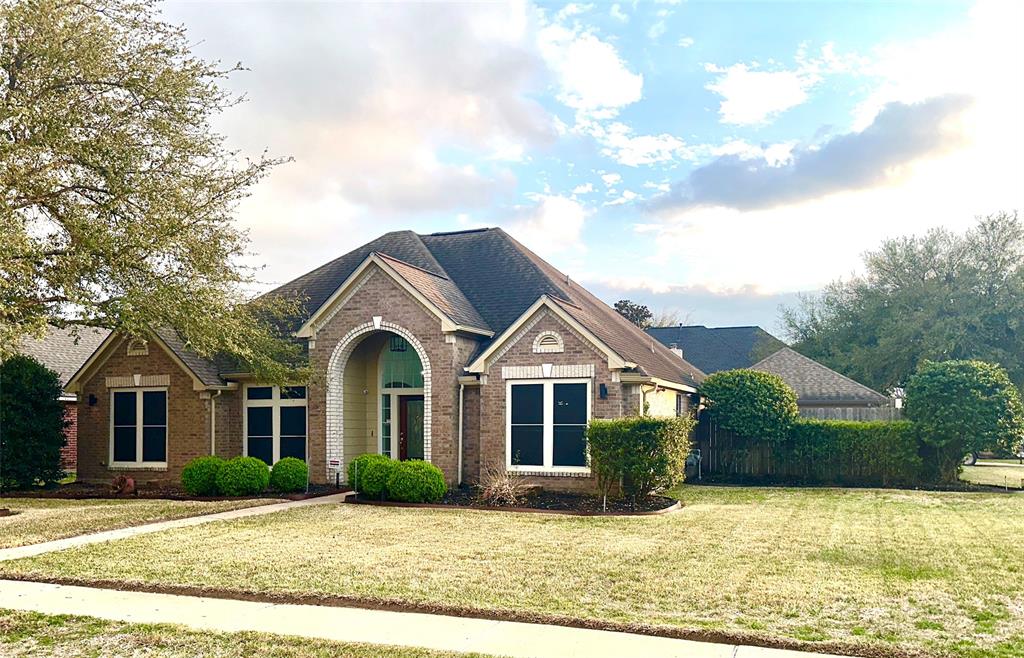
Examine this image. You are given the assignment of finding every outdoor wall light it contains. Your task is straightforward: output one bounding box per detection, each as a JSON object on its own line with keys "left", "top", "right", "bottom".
{"left": 599, "top": 383, "right": 608, "bottom": 400}
{"left": 88, "top": 394, "right": 98, "bottom": 406}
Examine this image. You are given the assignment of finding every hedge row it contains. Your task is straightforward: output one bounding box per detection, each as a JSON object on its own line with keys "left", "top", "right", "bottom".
{"left": 347, "top": 454, "right": 447, "bottom": 503}
{"left": 587, "top": 415, "right": 695, "bottom": 503}
{"left": 181, "top": 456, "right": 307, "bottom": 496}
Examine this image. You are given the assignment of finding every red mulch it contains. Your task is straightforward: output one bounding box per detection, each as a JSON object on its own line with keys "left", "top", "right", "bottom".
{"left": 351, "top": 487, "right": 679, "bottom": 516}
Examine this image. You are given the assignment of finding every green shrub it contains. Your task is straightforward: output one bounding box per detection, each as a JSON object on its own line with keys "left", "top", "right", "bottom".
{"left": 215, "top": 456, "right": 270, "bottom": 496}
{"left": 385, "top": 460, "right": 447, "bottom": 503}
{"left": 587, "top": 415, "right": 695, "bottom": 503}
{"left": 701, "top": 370, "right": 798, "bottom": 441}
{"left": 782, "top": 419, "right": 923, "bottom": 487}
{"left": 0, "top": 355, "right": 67, "bottom": 490}
{"left": 906, "top": 360, "right": 1024, "bottom": 483}
{"left": 348, "top": 454, "right": 394, "bottom": 497}
{"left": 269, "top": 457, "right": 308, "bottom": 492}
{"left": 180, "top": 456, "right": 225, "bottom": 496}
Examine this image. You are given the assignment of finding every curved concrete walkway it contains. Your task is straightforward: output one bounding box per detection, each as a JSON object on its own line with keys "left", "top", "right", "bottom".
{"left": 0, "top": 493, "right": 352, "bottom": 562}
{"left": 0, "top": 579, "right": 854, "bottom": 658}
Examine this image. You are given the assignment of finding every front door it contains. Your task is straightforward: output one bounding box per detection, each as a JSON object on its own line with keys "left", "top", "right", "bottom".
{"left": 398, "top": 395, "right": 424, "bottom": 461}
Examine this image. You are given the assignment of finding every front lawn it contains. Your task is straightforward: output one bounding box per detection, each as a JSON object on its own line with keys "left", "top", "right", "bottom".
{"left": 0, "top": 497, "right": 278, "bottom": 549}
{"left": 2, "top": 486, "right": 1021, "bottom": 657}
{"left": 960, "top": 460, "right": 1024, "bottom": 489}
{"left": 0, "top": 609, "right": 493, "bottom": 657}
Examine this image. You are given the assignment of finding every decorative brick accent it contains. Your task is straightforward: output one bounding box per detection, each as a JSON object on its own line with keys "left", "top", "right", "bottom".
{"left": 532, "top": 330, "right": 564, "bottom": 353}
{"left": 501, "top": 364, "right": 595, "bottom": 379}
{"left": 60, "top": 402, "right": 77, "bottom": 472}
{"left": 324, "top": 319, "right": 433, "bottom": 483}
{"left": 104, "top": 374, "right": 170, "bottom": 388}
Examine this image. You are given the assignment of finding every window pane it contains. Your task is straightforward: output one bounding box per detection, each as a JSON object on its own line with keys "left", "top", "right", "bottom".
{"left": 142, "top": 391, "right": 166, "bottom": 425}
{"left": 380, "top": 339, "right": 424, "bottom": 389}
{"left": 381, "top": 395, "right": 391, "bottom": 456}
{"left": 280, "top": 406, "right": 306, "bottom": 437}
{"left": 510, "top": 425, "right": 543, "bottom": 466}
{"left": 247, "top": 386, "right": 273, "bottom": 400}
{"left": 247, "top": 407, "right": 272, "bottom": 438}
{"left": 511, "top": 384, "right": 543, "bottom": 424}
{"left": 553, "top": 383, "right": 587, "bottom": 425}
{"left": 142, "top": 427, "right": 166, "bottom": 462}
{"left": 553, "top": 425, "right": 587, "bottom": 467}
{"left": 248, "top": 437, "right": 273, "bottom": 465}
{"left": 113, "top": 391, "right": 136, "bottom": 426}
{"left": 280, "top": 436, "right": 306, "bottom": 461}
{"left": 282, "top": 386, "right": 306, "bottom": 399}
{"left": 113, "top": 426, "right": 136, "bottom": 462}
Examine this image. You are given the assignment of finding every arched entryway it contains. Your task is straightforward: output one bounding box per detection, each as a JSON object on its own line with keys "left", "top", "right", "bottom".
{"left": 325, "top": 320, "right": 432, "bottom": 482}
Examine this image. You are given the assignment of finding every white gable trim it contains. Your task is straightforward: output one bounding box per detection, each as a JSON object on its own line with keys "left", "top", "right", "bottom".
{"left": 294, "top": 254, "right": 492, "bottom": 339}
{"left": 465, "top": 295, "right": 633, "bottom": 374}
{"left": 66, "top": 331, "right": 215, "bottom": 393}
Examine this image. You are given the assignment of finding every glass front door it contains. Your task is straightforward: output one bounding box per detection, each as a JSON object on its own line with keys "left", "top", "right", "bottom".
{"left": 398, "top": 395, "right": 424, "bottom": 461}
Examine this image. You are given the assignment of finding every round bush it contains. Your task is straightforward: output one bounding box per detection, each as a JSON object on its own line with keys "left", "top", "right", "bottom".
{"left": 386, "top": 460, "right": 447, "bottom": 503}
{"left": 347, "top": 454, "right": 393, "bottom": 497}
{"left": 270, "top": 457, "right": 308, "bottom": 493}
{"left": 215, "top": 456, "right": 270, "bottom": 496}
{"left": 700, "top": 369, "right": 798, "bottom": 441}
{"left": 0, "top": 355, "right": 67, "bottom": 490}
{"left": 181, "top": 456, "right": 225, "bottom": 496}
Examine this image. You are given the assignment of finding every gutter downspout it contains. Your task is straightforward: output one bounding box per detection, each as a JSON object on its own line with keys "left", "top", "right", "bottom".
{"left": 457, "top": 383, "right": 465, "bottom": 486}
{"left": 210, "top": 390, "right": 223, "bottom": 456}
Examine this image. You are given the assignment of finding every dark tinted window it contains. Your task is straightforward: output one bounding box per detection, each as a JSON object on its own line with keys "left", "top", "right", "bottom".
{"left": 247, "top": 386, "right": 273, "bottom": 400}
{"left": 280, "top": 437, "right": 306, "bottom": 461}
{"left": 282, "top": 386, "right": 306, "bottom": 399}
{"left": 142, "top": 427, "right": 166, "bottom": 462}
{"left": 113, "top": 392, "right": 136, "bottom": 426}
{"left": 553, "top": 425, "right": 587, "bottom": 467}
{"left": 247, "top": 407, "right": 272, "bottom": 438}
{"left": 511, "top": 384, "right": 543, "bottom": 425}
{"left": 113, "top": 426, "right": 136, "bottom": 461}
{"left": 142, "top": 391, "right": 166, "bottom": 425}
{"left": 553, "top": 383, "right": 587, "bottom": 425}
{"left": 510, "top": 426, "right": 543, "bottom": 466}
{"left": 248, "top": 437, "right": 273, "bottom": 465}
{"left": 280, "top": 407, "right": 306, "bottom": 437}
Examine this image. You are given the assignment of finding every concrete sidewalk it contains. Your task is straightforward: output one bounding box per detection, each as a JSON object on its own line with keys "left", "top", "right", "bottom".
{"left": 0, "top": 579, "right": 853, "bottom": 658}
{"left": 0, "top": 493, "right": 351, "bottom": 562}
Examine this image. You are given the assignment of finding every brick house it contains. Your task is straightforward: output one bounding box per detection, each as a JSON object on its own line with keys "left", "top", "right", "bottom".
{"left": 17, "top": 325, "right": 111, "bottom": 472}
{"left": 66, "top": 228, "right": 704, "bottom": 488}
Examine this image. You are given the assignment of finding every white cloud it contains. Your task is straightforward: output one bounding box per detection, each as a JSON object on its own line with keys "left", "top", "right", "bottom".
{"left": 538, "top": 23, "right": 643, "bottom": 114}
{"left": 610, "top": 4, "right": 628, "bottom": 22}
{"left": 601, "top": 173, "right": 622, "bottom": 186}
{"left": 572, "top": 182, "right": 594, "bottom": 195}
{"left": 591, "top": 122, "right": 693, "bottom": 166}
{"left": 678, "top": 36, "right": 694, "bottom": 48}
{"left": 604, "top": 190, "right": 639, "bottom": 206}
{"left": 643, "top": 181, "right": 671, "bottom": 192}
{"left": 508, "top": 194, "right": 589, "bottom": 255}
{"left": 648, "top": 20, "right": 667, "bottom": 40}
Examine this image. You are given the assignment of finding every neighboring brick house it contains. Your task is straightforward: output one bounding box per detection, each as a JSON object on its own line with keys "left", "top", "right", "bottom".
{"left": 66, "top": 228, "right": 704, "bottom": 488}
{"left": 17, "top": 325, "right": 111, "bottom": 472}
{"left": 647, "top": 325, "right": 894, "bottom": 420}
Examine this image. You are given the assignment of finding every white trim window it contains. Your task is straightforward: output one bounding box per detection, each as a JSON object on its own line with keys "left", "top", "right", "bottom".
{"left": 110, "top": 387, "right": 167, "bottom": 467}
{"left": 244, "top": 385, "right": 307, "bottom": 465}
{"left": 506, "top": 378, "right": 591, "bottom": 473}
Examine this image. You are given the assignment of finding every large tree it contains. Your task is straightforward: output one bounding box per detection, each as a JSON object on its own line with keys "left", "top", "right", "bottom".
{"left": 614, "top": 299, "right": 653, "bottom": 328}
{"left": 0, "top": 0, "right": 299, "bottom": 380}
{"left": 782, "top": 212, "right": 1024, "bottom": 392}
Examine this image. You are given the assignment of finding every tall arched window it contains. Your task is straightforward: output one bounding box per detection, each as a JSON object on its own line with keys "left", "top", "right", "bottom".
{"left": 379, "top": 336, "right": 424, "bottom": 389}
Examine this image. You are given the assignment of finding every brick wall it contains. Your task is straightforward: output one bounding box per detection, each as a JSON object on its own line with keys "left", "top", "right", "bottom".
{"left": 60, "top": 401, "right": 77, "bottom": 472}
{"left": 76, "top": 336, "right": 213, "bottom": 484}
{"left": 307, "top": 266, "right": 481, "bottom": 485}
{"left": 471, "top": 308, "right": 627, "bottom": 491}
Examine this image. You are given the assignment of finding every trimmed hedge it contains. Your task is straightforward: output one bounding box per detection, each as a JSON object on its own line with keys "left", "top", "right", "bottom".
{"left": 0, "top": 355, "right": 67, "bottom": 490}
{"left": 348, "top": 454, "right": 394, "bottom": 498}
{"left": 215, "top": 456, "right": 270, "bottom": 496}
{"left": 780, "top": 419, "right": 923, "bottom": 487}
{"left": 587, "top": 415, "right": 695, "bottom": 502}
{"left": 386, "top": 460, "right": 447, "bottom": 503}
{"left": 701, "top": 370, "right": 798, "bottom": 441}
{"left": 270, "top": 457, "right": 308, "bottom": 492}
{"left": 181, "top": 456, "right": 225, "bottom": 496}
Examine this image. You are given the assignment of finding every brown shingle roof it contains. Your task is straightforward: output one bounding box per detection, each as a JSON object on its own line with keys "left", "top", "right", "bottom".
{"left": 18, "top": 325, "right": 110, "bottom": 389}
{"left": 751, "top": 347, "right": 889, "bottom": 405}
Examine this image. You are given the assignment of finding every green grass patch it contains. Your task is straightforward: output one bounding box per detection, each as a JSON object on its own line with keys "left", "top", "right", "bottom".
{"left": 2, "top": 485, "right": 1022, "bottom": 657}
{"left": 0, "top": 609, "right": 493, "bottom": 657}
{"left": 960, "top": 461, "right": 1024, "bottom": 489}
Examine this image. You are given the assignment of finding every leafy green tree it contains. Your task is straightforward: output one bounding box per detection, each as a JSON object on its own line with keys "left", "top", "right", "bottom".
{"left": 782, "top": 212, "right": 1024, "bottom": 392}
{"left": 0, "top": 0, "right": 300, "bottom": 381}
{"left": 700, "top": 370, "right": 799, "bottom": 441}
{"left": 614, "top": 300, "right": 653, "bottom": 328}
{"left": 0, "top": 355, "right": 67, "bottom": 490}
{"left": 906, "top": 360, "right": 1024, "bottom": 483}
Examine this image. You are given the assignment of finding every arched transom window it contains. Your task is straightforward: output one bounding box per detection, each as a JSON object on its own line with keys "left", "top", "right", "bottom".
{"left": 380, "top": 335, "right": 424, "bottom": 389}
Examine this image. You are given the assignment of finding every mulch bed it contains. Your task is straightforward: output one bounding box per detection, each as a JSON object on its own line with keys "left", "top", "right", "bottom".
{"left": 0, "top": 575, "right": 923, "bottom": 658}
{"left": 1, "top": 482, "right": 346, "bottom": 502}
{"left": 351, "top": 487, "right": 679, "bottom": 516}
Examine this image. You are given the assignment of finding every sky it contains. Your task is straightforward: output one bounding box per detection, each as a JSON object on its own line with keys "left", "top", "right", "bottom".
{"left": 164, "top": 0, "right": 1024, "bottom": 336}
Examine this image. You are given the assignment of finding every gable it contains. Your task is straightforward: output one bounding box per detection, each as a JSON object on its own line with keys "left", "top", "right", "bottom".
{"left": 751, "top": 348, "right": 889, "bottom": 405}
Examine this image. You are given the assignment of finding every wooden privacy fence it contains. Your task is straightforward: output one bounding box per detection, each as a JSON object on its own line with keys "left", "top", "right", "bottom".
{"left": 798, "top": 405, "right": 902, "bottom": 421}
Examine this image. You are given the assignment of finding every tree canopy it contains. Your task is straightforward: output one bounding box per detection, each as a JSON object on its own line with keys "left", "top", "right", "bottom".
{"left": 782, "top": 212, "right": 1024, "bottom": 392}
{"left": 700, "top": 369, "right": 798, "bottom": 441}
{"left": 0, "top": 0, "right": 300, "bottom": 381}
{"left": 614, "top": 299, "right": 653, "bottom": 328}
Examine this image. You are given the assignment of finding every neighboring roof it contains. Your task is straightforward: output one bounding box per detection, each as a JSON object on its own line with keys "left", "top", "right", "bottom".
{"left": 751, "top": 347, "right": 890, "bottom": 405}
{"left": 646, "top": 325, "right": 785, "bottom": 374}
{"left": 267, "top": 227, "right": 704, "bottom": 387}
{"left": 17, "top": 325, "right": 111, "bottom": 389}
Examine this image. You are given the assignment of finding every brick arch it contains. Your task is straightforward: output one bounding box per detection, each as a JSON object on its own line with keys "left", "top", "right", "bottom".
{"left": 325, "top": 320, "right": 432, "bottom": 482}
